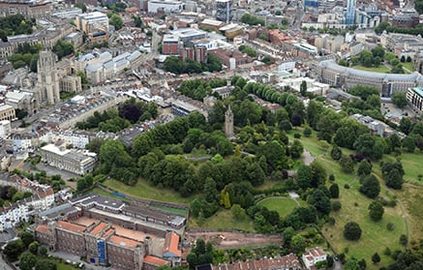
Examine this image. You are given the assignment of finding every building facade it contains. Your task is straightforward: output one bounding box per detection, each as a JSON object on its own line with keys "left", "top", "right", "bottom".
{"left": 407, "top": 87, "right": 423, "bottom": 113}
{"left": 0, "top": 105, "right": 15, "bottom": 121}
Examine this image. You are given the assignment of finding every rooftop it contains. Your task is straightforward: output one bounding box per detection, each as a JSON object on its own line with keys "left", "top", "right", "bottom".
{"left": 144, "top": 255, "right": 169, "bottom": 266}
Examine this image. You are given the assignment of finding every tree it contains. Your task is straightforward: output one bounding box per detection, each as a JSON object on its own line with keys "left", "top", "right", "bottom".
{"left": 28, "top": 241, "right": 39, "bottom": 254}
{"left": 290, "top": 140, "right": 303, "bottom": 159}
{"left": 330, "top": 145, "right": 342, "bottom": 160}
{"left": 357, "top": 160, "right": 372, "bottom": 177}
{"left": 343, "top": 221, "right": 362, "bottom": 241}
{"left": 303, "top": 126, "right": 312, "bottom": 137}
{"left": 308, "top": 189, "right": 331, "bottom": 215}
{"left": 300, "top": 80, "right": 307, "bottom": 96}
{"left": 53, "top": 40, "right": 74, "bottom": 59}
{"left": 19, "top": 252, "right": 37, "bottom": 270}
{"left": 332, "top": 200, "right": 342, "bottom": 211}
{"left": 329, "top": 183, "right": 339, "bottom": 198}
{"left": 399, "top": 234, "right": 408, "bottom": 246}
{"left": 382, "top": 161, "right": 404, "bottom": 189}
{"left": 20, "top": 231, "right": 34, "bottom": 248}
{"left": 297, "top": 165, "right": 313, "bottom": 189}
{"left": 231, "top": 204, "right": 246, "bottom": 220}
{"left": 75, "top": 2, "right": 87, "bottom": 12}
{"left": 110, "top": 13, "right": 123, "bottom": 30}
{"left": 392, "top": 92, "right": 407, "bottom": 108}
{"left": 280, "top": 119, "right": 292, "bottom": 131}
{"left": 368, "top": 201, "right": 384, "bottom": 221}
{"left": 371, "top": 252, "right": 381, "bottom": 264}
{"left": 291, "top": 234, "right": 306, "bottom": 253}
{"left": 282, "top": 227, "right": 295, "bottom": 244}
{"left": 399, "top": 117, "right": 413, "bottom": 134}
{"left": 39, "top": 246, "right": 48, "bottom": 257}
{"left": 4, "top": 239, "right": 25, "bottom": 261}
{"left": 340, "top": 156, "right": 354, "bottom": 173}
{"left": 402, "top": 136, "right": 416, "bottom": 152}
{"left": 359, "top": 174, "right": 381, "bottom": 199}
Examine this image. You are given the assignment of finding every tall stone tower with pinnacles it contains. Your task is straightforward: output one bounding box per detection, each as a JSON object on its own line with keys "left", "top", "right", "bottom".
{"left": 225, "top": 105, "right": 234, "bottom": 138}
{"left": 37, "top": 50, "right": 60, "bottom": 105}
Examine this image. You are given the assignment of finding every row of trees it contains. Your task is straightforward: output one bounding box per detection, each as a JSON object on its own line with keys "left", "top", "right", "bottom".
{"left": 176, "top": 78, "right": 227, "bottom": 101}
{"left": 163, "top": 55, "right": 222, "bottom": 74}
{"left": 0, "top": 15, "right": 35, "bottom": 42}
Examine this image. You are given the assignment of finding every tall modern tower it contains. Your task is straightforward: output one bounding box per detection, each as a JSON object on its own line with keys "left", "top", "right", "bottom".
{"left": 216, "top": 0, "right": 232, "bottom": 23}
{"left": 345, "top": 0, "right": 356, "bottom": 25}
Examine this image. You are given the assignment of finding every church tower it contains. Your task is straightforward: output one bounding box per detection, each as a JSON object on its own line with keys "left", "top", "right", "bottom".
{"left": 224, "top": 105, "right": 234, "bottom": 138}
{"left": 37, "top": 51, "right": 60, "bottom": 105}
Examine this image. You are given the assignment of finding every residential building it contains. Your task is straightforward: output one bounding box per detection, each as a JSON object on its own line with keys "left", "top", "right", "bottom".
{"left": 0, "top": 120, "right": 11, "bottom": 138}
{"left": 302, "top": 247, "right": 327, "bottom": 270}
{"left": 40, "top": 144, "right": 97, "bottom": 175}
{"left": 407, "top": 87, "right": 423, "bottom": 113}
{"left": 0, "top": 104, "right": 15, "bottom": 121}
{"left": 147, "top": 0, "right": 184, "bottom": 13}
{"left": 0, "top": 204, "right": 29, "bottom": 232}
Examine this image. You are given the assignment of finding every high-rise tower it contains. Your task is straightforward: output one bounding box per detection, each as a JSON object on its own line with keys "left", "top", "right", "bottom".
{"left": 345, "top": 0, "right": 356, "bottom": 25}
{"left": 37, "top": 51, "right": 60, "bottom": 105}
{"left": 224, "top": 105, "right": 234, "bottom": 138}
{"left": 216, "top": 0, "right": 232, "bottom": 23}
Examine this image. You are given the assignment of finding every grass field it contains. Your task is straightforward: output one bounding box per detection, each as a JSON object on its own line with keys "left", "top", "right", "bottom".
{"left": 352, "top": 65, "right": 391, "bottom": 73}
{"left": 289, "top": 129, "right": 408, "bottom": 269}
{"left": 57, "top": 263, "right": 78, "bottom": 270}
{"left": 189, "top": 209, "right": 255, "bottom": 232}
{"left": 102, "top": 179, "right": 192, "bottom": 204}
{"left": 402, "top": 62, "right": 415, "bottom": 73}
{"left": 257, "top": 197, "right": 300, "bottom": 218}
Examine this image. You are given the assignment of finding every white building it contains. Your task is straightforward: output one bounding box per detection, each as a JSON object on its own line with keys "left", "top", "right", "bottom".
{"left": 0, "top": 120, "right": 11, "bottom": 138}
{"left": 148, "top": 0, "right": 184, "bottom": 13}
{"left": 278, "top": 77, "right": 330, "bottom": 96}
{"left": 0, "top": 204, "right": 29, "bottom": 232}
{"left": 302, "top": 247, "right": 327, "bottom": 270}
{"left": 75, "top": 12, "right": 109, "bottom": 34}
{"left": 41, "top": 131, "right": 90, "bottom": 149}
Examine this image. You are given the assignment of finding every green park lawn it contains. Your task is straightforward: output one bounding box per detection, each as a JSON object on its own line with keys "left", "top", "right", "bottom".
{"left": 383, "top": 152, "right": 423, "bottom": 184}
{"left": 257, "top": 196, "right": 300, "bottom": 218}
{"left": 189, "top": 209, "right": 255, "bottom": 232}
{"left": 290, "top": 129, "right": 408, "bottom": 269}
{"left": 57, "top": 263, "right": 78, "bottom": 270}
{"left": 401, "top": 62, "right": 415, "bottom": 72}
{"left": 102, "top": 178, "right": 192, "bottom": 204}
{"left": 352, "top": 65, "right": 391, "bottom": 73}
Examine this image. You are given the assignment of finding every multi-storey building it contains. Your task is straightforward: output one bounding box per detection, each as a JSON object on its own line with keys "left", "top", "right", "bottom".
{"left": 40, "top": 144, "right": 97, "bottom": 175}
{"left": 215, "top": 0, "right": 232, "bottom": 23}
{"left": 35, "top": 195, "right": 186, "bottom": 270}
{"left": 0, "top": 0, "right": 52, "bottom": 18}
{"left": 147, "top": 0, "right": 184, "bottom": 13}
{"left": 75, "top": 12, "right": 109, "bottom": 35}
{"left": 407, "top": 87, "right": 423, "bottom": 113}
{"left": 318, "top": 60, "right": 423, "bottom": 97}
{"left": 0, "top": 104, "right": 15, "bottom": 121}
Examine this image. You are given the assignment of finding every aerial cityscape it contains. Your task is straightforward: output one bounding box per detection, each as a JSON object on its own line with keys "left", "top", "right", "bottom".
{"left": 0, "top": 0, "right": 422, "bottom": 269}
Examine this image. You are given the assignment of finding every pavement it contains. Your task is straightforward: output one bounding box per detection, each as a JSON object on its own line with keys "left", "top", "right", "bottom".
{"left": 0, "top": 255, "right": 13, "bottom": 270}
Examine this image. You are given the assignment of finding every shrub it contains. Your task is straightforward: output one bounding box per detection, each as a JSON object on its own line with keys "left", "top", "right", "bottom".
{"left": 331, "top": 201, "right": 342, "bottom": 211}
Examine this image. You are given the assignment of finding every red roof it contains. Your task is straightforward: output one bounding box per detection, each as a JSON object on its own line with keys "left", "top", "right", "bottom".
{"left": 57, "top": 221, "right": 86, "bottom": 234}
{"left": 164, "top": 231, "right": 182, "bottom": 257}
{"left": 35, "top": 224, "right": 49, "bottom": 234}
{"left": 144, "top": 255, "right": 169, "bottom": 266}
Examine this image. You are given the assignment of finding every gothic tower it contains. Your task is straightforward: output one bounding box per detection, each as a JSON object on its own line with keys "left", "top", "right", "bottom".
{"left": 224, "top": 105, "right": 234, "bottom": 138}
{"left": 37, "top": 51, "right": 60, "bottom": 105}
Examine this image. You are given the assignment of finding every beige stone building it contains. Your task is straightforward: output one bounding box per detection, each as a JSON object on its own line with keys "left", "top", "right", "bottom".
{"left": 0, "top": 105, "right": 15, "bottom": 121}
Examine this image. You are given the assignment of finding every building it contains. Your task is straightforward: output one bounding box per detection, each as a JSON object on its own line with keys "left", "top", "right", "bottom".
{"left": 212, "top": 253, "right": 302, "bottom": 270}
{"left": 0, "top": 204, "right": 28, "bottom": 231}
{"left": 224, "top": 106, "right": 234, "bottom": 138}
{"left": 304, "top": 0, "right": 319, "bottom": 8}
{"left": 302, "top": 247, "right": 327, "bottom": 270}
{"left": 0, "top": 120, "right": 11, "bottom": 138}
{"left": 215, "top": 0, "right": 232, "bottom": 23}
{"left": 35, "top": 194, "right": 186, "bottom": 270}
{"left": 407, "top": 87, "right": 423, "bottom": 113}
{"left": 345, "top": 0, "right": 356, "bottom": 25}
{"left": 318, "top": 59, "right": 423, "bottom": 97}
{"left": 75, "top": 12, "right": 109, "bottom": 35}
{"left": 0, "top": 104, "right": 15, "bottom": 121}
{"left": 147, "top": 0, "right": 184, "bottom": 13}
{"left": 37, "top": 51, "right": 65, "bottom": 105}
{"left": 162, "top": 34, "right": 180, "bottom": 55}
{"left": 40, "top": 144, "right": 97, "bottom": 175}
{"left": 5, "top": 91, "right": 37, "bottom": 115}
{"left": 0, "top": 0, "right": 52, "bottom": 18}
{"left": 179, "top": 46, "right": 207, "bottom": 63}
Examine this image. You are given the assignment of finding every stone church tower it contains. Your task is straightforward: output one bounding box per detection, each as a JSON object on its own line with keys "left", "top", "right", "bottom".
{"left": 37, "top": 50, "right": 60, "bottom": 105}
{"left": 224, "top": 105, "right": 234, "bottom": 138}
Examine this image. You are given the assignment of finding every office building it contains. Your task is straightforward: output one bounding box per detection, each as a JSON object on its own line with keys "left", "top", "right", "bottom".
{"left": 345, "top": 0, "right": 356, "bottom": 25}
{"left": 75, "top": 12, "right": 109, "bottom": 35}
{"left": 147, "top": 0, "right": 183, "bottom": 13}
{"left": 215, "top": 0, "right": 232, "bottom": 23}
{"left": 40, "top": 144, "right": 97, "bottom": 175}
